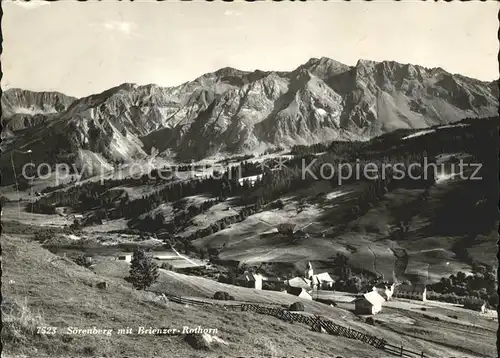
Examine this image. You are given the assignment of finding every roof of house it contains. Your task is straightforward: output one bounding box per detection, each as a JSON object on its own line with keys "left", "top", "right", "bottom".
{"left": 286, "top": 277, "right": 312, "bottom": 289}
{"left": 355, "top": 291, "right": 386, "bottom": 306}
{"left": 312, "top": 272, "right": 334, "bottom": 285}
{"left": 395, "top": 283, "right": 426, "bottom": 294}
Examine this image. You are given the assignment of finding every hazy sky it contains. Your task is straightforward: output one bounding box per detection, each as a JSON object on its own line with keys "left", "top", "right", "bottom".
{"left": 2, "top": 0, "right": 498, "bottom": 97}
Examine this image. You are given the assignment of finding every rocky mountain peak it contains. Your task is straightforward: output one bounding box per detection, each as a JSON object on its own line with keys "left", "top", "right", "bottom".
{"left": 3, "top": 57, "right": 498, "bottom": 168}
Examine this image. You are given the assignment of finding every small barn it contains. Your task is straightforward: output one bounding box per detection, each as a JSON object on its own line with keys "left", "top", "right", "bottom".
{"left": 287, "top": 287, "right": 313, "bottom": 300}
{"left": 237, "top": 272, "right": 264, "bottom": 290}
{"left": 354, "top": 291, "right": 385, "bottom": 315}
{"left": 463, "top": 299, "right": 487, "bottom": 313}
{"left": 394, "top": 283, "right": 427, "bottom": 301}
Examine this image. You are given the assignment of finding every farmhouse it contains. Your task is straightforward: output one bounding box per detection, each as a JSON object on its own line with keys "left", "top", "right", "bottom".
{"left": 237, "top": 272, "right": 264, "bottom": 290}
{"left": 463, "top": 299, "right": 487, "bottom": 313}
{"left": 287, "top": 287, "right": 313, "bottom": 300}
{"left": 354, "top": 291, "right": 385, "bottom": 315}
{"left": 394, "top": 283, "right": 427, "bottom": 301}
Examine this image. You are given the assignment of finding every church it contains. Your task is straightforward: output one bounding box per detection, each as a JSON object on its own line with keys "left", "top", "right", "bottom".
{"left": 304, "top": 262, "right": 335, "bottom": 290}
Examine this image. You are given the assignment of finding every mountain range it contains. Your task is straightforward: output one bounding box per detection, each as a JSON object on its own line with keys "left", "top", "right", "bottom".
{"left": 2, "top": 57, "right": 498, "bottom": 172}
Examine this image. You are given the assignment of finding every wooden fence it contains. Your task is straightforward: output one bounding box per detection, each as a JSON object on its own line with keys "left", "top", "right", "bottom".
{"left": 153, "top": 292, "right": 429, "bottom": 357}
{"left": 384, "top": 343, "right": 428, "bottom": 358}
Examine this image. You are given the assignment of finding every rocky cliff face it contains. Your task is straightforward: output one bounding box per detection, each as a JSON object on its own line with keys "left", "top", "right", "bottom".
{"left": 1, "top": 89, "right": 76, "bottom": 134}
{"left": 335, "top": 60, "right": 498, "bottom": 137}
{"left": 2, "top": 57, "right": 497, "bottom": 168}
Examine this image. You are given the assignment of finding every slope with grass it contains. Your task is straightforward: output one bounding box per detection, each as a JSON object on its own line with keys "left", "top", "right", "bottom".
{"left": 2, "top": 234, "right": 388, "bottom": 358}
{"left": 4, "top": 233, "right": 496, "bottom": 357}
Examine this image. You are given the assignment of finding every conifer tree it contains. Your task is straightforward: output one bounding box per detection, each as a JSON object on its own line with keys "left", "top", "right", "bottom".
{"left": 128, "top": 248, "right": 159, "bottom": 290}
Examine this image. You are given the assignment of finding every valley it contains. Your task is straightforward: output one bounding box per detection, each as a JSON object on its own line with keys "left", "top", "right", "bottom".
{"left": 2, "top": 116, "right": 498, "bottom": 357}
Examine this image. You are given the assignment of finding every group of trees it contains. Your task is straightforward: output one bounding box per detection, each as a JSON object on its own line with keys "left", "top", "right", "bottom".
{"left": 216, "top": 154, "right": 254, "bottom": 165}
{"left": 428, "top": 262, "right": 498, "bottom": 307}
{"left": 289, "top": 143, "right": 330, "bottom": 156}
{"left": 326, "top": 253, "right": 379, "bottom": 293}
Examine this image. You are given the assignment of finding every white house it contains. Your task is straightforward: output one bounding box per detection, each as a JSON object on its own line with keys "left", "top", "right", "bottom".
{"left": 117, "top": 254, "right": 132, "bottom": 263}
{"left": 394, "top": 283, "right": 427, "bottom": 301}
{"left": 354, "top": 291, "right": 385, "bottom": 315}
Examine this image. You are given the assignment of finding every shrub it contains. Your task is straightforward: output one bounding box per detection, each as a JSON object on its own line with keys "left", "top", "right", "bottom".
{"left": 128, "top": 248, "right": 159, "bottom": 290}
{"left": 74, "top": 254, "right": 92, "bottom": 269}
{"left": 213, "top": 291, "right": 234, "bottom": 301}
{"left": 289, "top": 302, "right": 305, "bottom": 312}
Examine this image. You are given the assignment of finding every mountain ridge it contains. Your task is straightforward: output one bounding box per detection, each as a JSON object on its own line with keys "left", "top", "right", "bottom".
{"left": 1, "top": 57, "right": 498, "bottom": 175}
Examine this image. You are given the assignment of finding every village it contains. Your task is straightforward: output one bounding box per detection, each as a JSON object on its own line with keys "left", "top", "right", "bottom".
{"left": 116, "top": 250, "right": 492, "bottom": 318}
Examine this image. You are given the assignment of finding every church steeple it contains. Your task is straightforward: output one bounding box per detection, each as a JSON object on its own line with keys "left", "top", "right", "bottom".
{"left": 305, "top": 261, "right": 314, "bottom": 280}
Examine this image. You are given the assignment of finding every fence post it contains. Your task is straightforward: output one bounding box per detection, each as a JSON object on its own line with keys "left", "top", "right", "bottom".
{"left": 421, "top": 352, "right": 424, "bottom": 358}
{"left": 400, "top": 345, "right": 403, "bottom": 356}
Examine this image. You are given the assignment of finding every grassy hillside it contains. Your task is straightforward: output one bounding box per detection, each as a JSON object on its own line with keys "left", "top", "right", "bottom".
{"left": 1, "top": 234, "right": 386, "bottom": 358}
{"left": 3, "top": 233, "right": 497, "bottom": 357}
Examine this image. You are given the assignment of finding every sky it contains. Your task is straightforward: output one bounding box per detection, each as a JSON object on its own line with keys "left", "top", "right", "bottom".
{"left": 2, "top": 0, "right": 499, "bottom": 97}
